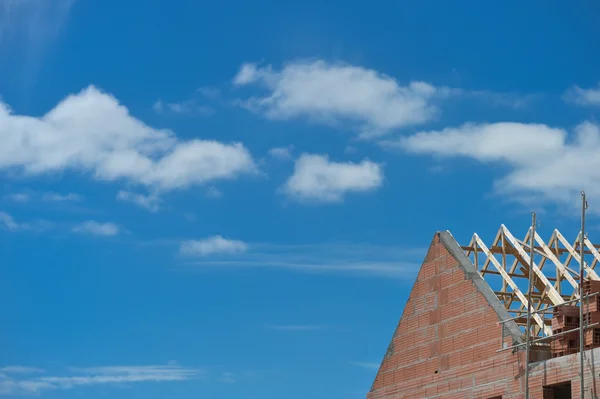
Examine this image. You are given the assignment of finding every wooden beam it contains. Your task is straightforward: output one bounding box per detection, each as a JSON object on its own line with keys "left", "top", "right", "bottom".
{"left": 461, "top": 245, "right": 597, "bottom": 256}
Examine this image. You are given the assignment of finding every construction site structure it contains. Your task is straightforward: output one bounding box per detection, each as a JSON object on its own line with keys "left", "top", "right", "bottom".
{"left": 367, "top": 225, "right": 600, "bottom": 399}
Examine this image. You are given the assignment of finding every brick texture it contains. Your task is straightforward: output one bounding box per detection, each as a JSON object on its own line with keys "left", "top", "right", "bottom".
{"left": 367, "top": 232, "right": 600, "bottom": 399}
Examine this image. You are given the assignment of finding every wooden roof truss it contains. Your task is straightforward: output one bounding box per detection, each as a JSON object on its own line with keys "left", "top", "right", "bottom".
{"left": 462, "top": 224, "right": 600, "bottom": 337}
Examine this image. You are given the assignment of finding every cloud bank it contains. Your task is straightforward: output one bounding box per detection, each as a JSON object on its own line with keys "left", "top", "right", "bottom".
{"left": 233, "top": 60, "right": 446, "bottom": 137}
{"left": 0, "top": 86, "right": 256, "bottom": 191}
{"left": 392, "top": 121, "right": 600, "bottom": 209}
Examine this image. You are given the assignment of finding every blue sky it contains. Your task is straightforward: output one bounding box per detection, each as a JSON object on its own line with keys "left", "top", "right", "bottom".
{"left": 1, "top": 0, "right": 600, "bottom": 398}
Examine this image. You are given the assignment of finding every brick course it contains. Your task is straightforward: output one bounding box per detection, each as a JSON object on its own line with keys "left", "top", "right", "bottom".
{"left": 368, "top": 232, "right": 600, "bottom": 399}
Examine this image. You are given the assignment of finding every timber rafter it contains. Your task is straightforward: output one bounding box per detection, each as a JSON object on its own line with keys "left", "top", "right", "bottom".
{"left": 461, "top": 224, "right": 600, "bottom": 337}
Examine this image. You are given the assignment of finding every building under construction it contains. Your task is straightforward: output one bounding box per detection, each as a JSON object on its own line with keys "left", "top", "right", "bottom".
{"left": 367, "top": 225, "right": 600, "bottom": 399}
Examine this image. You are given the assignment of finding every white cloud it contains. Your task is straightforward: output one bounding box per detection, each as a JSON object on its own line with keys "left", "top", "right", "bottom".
{"left": 42, "top": 192, "right": 82, "bottom": 202}
{"left": 5, "top": 193, "right": 30, "bottom": 203}
{"left": 394, "top": 121, "right": 600, "bottom": 208}
{"left": 233, "top": 60, "right": 444, "bottom": 137}
{"left": 0, "top": 367, "right": 44, "bottom": 374}
{"left": 233, "top": 63, "right": 264, "bottom": 85}
{"left": 283, "top": 154, "right": 383, "bottom": 203}
{"left": 268, "top": 146, "right": 293, "bottom": 160}
{"left": 0, "top": 211, "right": 26, "bottom": 230}
{"left": 0, "top": 86, "right": 255, "bottom": 191}
{"left": 153, "top": 99, "right": 214, "bottom": 116}
{"left": 116, "top": 190, "right": 160, "bottom": 212}
{"left": 72, "top": 221, "right": 119, "bottom": 236}
{"left": 564, "top": 84, "right": 600, "bottom": 106}
{"left": 180, "top": 236, "right": 248, "bottom": 257}
{"left": 0, "top": 364, "right": 199, "bottom": 396}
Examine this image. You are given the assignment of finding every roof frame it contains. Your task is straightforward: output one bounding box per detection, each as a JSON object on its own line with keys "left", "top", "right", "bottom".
{"left": 462, "top": 225, "right": 600, "bottom": 337}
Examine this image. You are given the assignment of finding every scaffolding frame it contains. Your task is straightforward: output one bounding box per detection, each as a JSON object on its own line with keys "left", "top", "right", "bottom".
{"left": 462, "top": 193, "right": 593, "bottom": 399}
{"left": 497, "top": 292, "right": 600, "bottom": 352}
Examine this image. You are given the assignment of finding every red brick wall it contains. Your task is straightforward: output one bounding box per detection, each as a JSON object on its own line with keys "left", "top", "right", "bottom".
{"left": 368, "top": 232, "right": 600, "bottom": 398}
{"left": 529, "top": 350, "right": 600, "bottom": 398}
{"left": 368, "top": 233, "right": 523, "bottom": 398}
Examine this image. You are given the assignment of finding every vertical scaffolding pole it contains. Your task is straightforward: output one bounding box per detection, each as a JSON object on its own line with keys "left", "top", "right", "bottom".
{"left": 581, "top": 191, "right": 587, "bottom": 399}
{"left": 525, "top": 212, "right": 536, "bottom": 399}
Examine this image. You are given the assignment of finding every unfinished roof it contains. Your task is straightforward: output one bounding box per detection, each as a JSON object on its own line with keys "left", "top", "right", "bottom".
{"left": 461, "top": 224, "right": 600, "bottom": 337}
{"left": 440, "top": 231, "right": 523, "bottom": 343}
{"left": 368, "top": 227, "right": 600, "bottom": 398}
{"left": 368, "top": 230, "right": 530, "bottom": 398}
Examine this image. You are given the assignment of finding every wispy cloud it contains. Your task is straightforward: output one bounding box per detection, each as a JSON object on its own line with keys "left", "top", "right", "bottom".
{"left": 4, "top": 193, "right": 30, "bottom": 203}
{"left": 451, "top": 89, "right": 538, "bottom": 110}
{"left": 185, "top": 242, "right": 423, "bottom": 279}
{"left": 205, "top": 186, "right": 223, "bottom": 198}
{"left": 153, "top": 99, "right": 215, "bottom": 116}
{"left": 0, "top": 364, "right": 200, "bottom": 396}
{"left": 0, "top": 211, "right": 28, "bottom": 230}
{"left": 196, "top": 87, "right": 221, "bottom": 99}
{"left": 41, "top": 192, "right": 82, "bottom": 202}
{"left": 0, "top": 366, "right": 44, "bottom": 374}
{"left": 564, "top": 83, "right": 600, "bottom": 107}
{"left": 72, "top": 221, "right": 119, "bottom": 236}
{"left": 0, "top": 0, "right": 76, "bottom": 46}
{"left": 196, "top": 260, "right": 417, "bottom": 278}
{"left": 218, "top": 372, "right": 236, "bottom": 384}
{"left": 153, "top": 87, "right": 221, "bottom": 116}
{"left": 268, "top": 146, "right": 294, "bottom": 161}
{"left": 0, "top": 0, "right": 77, "bottom": 84}
{"left": 5, "top": 191, "right": 82, "bottom": 204}
{"left": 117, "top": 191, "right": 161, "bottom": 212}
{"left": 0, "top": 211, "right": 55, "bottom": 232}
{"left": 349, "top": 361, "right": 380, "bottom": 370}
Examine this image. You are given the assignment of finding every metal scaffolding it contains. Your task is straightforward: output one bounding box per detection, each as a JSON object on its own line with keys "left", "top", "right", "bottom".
{"left": 462, "top": 193, "right": 594, "bottom": 398}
